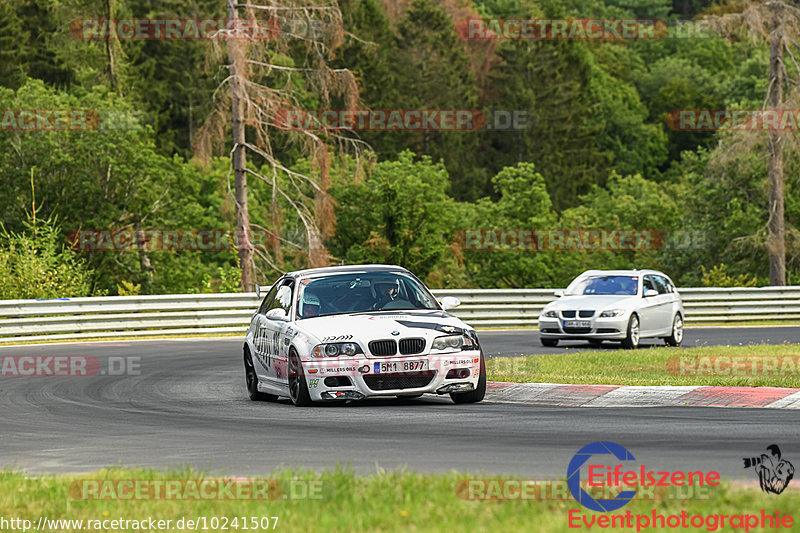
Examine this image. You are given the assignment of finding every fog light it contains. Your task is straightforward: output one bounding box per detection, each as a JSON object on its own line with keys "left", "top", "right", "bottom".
{"left": 324, "top": 376, "right": 352, "bottom": 387}
{"left": 436, "top": 383, "right": 474, "bottom": 394}
{"left": 446, "top": 368, "right": 470, "bottom": 379}
{"left": 320, "top": 390, "right": 365, "bottom": 400}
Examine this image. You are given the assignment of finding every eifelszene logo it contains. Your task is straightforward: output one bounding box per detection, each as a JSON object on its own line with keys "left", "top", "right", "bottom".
{"left": 568, "top": 441, "right": 638, "bottom": 512}
{"left": 567, "top": 441, "right": 721, "bottom": 513}
{"left": 744, "top": 445, "right": 795, "bottom": 494}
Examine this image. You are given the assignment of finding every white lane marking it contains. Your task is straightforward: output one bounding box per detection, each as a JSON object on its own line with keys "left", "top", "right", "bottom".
{"left": 764, "top": 390, "right": 800, "bottom": 409}
{"left": 486, "top": 382, "right": 561, "bottom": 403}
{"left": 583, "top": 386, "right": 702, "bottom": 407}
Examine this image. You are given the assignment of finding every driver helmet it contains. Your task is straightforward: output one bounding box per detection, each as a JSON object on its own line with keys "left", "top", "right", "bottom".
{"left": 374, "top": 279, "right": 400, "bottom": 300}
{"left": 302, "top": 291, "right": 321, "bottom": 317}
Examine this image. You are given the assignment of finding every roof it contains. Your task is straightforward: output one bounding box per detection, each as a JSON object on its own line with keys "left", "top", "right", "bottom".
{"left": 578, "top": 269, "right": 668, "bottom": 277}
{"left": 286, "top": 264, "right": 409, "bottom": 278}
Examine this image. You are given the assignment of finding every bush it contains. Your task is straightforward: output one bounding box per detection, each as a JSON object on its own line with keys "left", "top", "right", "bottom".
{"left": 700, "top": 264, "right": 758, "bottom": 287}
{"left": 0, "top": 215, "right": 98, "bottom": 299}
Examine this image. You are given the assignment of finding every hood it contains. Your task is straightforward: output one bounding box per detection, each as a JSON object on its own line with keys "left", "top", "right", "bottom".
{"left": 546, "top": 294, "right": 639, "bottom": 311}
{"left": 297, "top": 310, "right": 469, "bottom": 344}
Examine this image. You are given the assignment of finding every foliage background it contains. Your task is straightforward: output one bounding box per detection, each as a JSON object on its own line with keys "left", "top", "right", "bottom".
{"left": 0, "top": 0, "right": 797, "bottom": 296}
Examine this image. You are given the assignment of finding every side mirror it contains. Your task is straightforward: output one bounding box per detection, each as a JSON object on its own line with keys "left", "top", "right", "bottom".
{"left": 644, "top": 289, "right": 658, "bottom": 298}
{"left": 554, "top": 290, "right": 564, "bottom": 297}
{"left": 265, "top": 308, "right": 288, "bottom": 321}
{"left": 440, "top": 296, "right": 461, "bottom": 310}
{"left": 256, "top": 285, "right": 262, "bottom": 298}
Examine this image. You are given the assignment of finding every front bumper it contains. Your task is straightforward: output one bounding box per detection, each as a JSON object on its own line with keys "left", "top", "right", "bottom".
{"left": 301, "top": 351, "right": 482, "bottom": 401}
{"left": 538, "top": 315, "right": 629, "bottom": 340}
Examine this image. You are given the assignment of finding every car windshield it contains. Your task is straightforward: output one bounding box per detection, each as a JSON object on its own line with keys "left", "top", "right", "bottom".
{"left": 295, "top": 272, "right": 440, "bottom": 319}
{"left": 566, "top": 275, "right": 639, "bottom": 296}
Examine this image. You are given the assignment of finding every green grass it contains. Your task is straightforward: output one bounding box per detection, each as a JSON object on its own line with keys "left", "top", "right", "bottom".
{"left": 1, "top": 468, "right": 799, "bottom": 532}
{"left": 690, "top": 320, "right": 800, "bottom": 327}
{"left": 487, "top": 344, "right": 800, "bottom": 387}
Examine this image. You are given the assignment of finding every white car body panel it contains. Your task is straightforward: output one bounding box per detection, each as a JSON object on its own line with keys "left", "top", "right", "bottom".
{"left": 538, "top": 269, "right": 684, "bottom": 344}
{"left": 244, "top": 265, "right": 482, "bottom": 402}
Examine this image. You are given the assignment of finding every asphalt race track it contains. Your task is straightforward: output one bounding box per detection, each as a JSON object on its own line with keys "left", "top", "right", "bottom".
{"left": 1, "top": 327, "right": 799, "bottom": 479}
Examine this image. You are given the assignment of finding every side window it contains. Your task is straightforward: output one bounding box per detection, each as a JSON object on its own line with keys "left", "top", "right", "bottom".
{"left": 257, "top": 283, "right": 279, "bottom": 315}
{"left": 658, "top": 275, "right": 676, "bottom": 293}
{"left": 652, "top": 275, "right": 669, "bottom": 295}
{"left": 666, "top": 277, "right": 677, "bottom": 293}
{"left": 267, "top": 280, "right": 295, "bottom": 316}
{"left": 642, "top": 276, "right": 657, "bottom": 294}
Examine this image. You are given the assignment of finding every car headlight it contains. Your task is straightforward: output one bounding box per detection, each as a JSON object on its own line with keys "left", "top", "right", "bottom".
{"left": 599, "top": 309, "right": 625, "bottom": 317}
{"left": 312, "top": 342, "right": 363, "bottom": 357}
{"left": 542, "top": 310, "right": 558, "bottom": 318}
{"left": 432, "top": 334, "right": 476, "bottom": 351}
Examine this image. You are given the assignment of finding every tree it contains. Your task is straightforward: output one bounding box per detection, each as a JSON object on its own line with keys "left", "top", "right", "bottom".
{"left": 485, "top": 38, "right": 612, "bottom": 209}
{"left": 195, "top": 0, "right": 362, "bottom": 290}
{"left": 701, "top": 0, "right": 800, "bottom": 285}
{"left": 0, "top": 214, "right": 97, "bottom": 300}
{"left": 0, "top": 79, "right": 239, "bottom": 295}
{"left": 330, "top": 151, "right": 456, "bottom": 277}
{"left": 383, "top": 0, "right": 483, "bottom": 200}
{"left": 460, "top": 162, "right": 558, "bottom": 287}
{"left": 125, "top": 0, "right": 223, "bottom": 157}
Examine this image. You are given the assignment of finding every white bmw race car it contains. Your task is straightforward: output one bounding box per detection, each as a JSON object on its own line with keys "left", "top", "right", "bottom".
{"left": 243, "top": 265, "right": 486, "bottom": 406}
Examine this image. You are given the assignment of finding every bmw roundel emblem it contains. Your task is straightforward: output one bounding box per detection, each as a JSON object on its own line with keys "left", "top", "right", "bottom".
{"left": 391, "top": 330, "right": 400, "bottom": 336}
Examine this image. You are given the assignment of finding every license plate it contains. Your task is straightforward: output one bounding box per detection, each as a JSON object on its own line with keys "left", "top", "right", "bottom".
{"left": 564, "top": 320, "right": 590, "bottom": 328}
{"left": 374, "top": 360, "right": 429, "bottom": 373}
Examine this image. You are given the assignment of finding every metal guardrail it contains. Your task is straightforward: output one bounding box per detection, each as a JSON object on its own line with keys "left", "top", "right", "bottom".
{"left": 0, "top": 287, "right": 799, "bottom": 343}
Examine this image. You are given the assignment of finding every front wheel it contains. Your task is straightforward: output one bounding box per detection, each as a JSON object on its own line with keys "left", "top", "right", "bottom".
{"left": 244, "top": 349, "right": 278, "bottom": 402}
{"left": 451, "top": 353, "right": 486, "bottom": 404}
{"left": 664, "top": 314, "right": 684, "bottom": 347}
{"left": 288, "top": 349, "right": 313, "bottom": 407}
{"left": 621, "top": 314, "right": 640, "bottom": 350}
{"left": 541, "top": 337, "right": 558, "bottom": 347}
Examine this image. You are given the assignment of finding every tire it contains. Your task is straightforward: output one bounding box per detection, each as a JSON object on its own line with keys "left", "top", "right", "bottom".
{"left": 288, "top": 349, "right": 313, "bottom": 407}
{"left": 451, "top": 353, "right": 486, "bottom": 404}
{"left": 588, "top": 339, "right": 603, "bottom": 347}
{"left": 244, "top": 348, "right": 278, "bottom": 402}
{"left": 664, "top": 313, "right": 684, "bottom": 347}
{"left": 621, "top": 314, "right": 640, "bottom": 349}
{"left": 541, "top": 337, "right": 559, "bottom": 347}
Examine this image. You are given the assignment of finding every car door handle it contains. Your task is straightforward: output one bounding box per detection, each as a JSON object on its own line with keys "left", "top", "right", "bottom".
{"left": 259, "top": 325, "right": 269, "bottom": 329}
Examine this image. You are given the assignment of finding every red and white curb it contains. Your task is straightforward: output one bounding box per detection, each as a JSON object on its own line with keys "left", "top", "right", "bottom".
{"left": 485, "top": 382, "right": 800, "bottom": 408}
